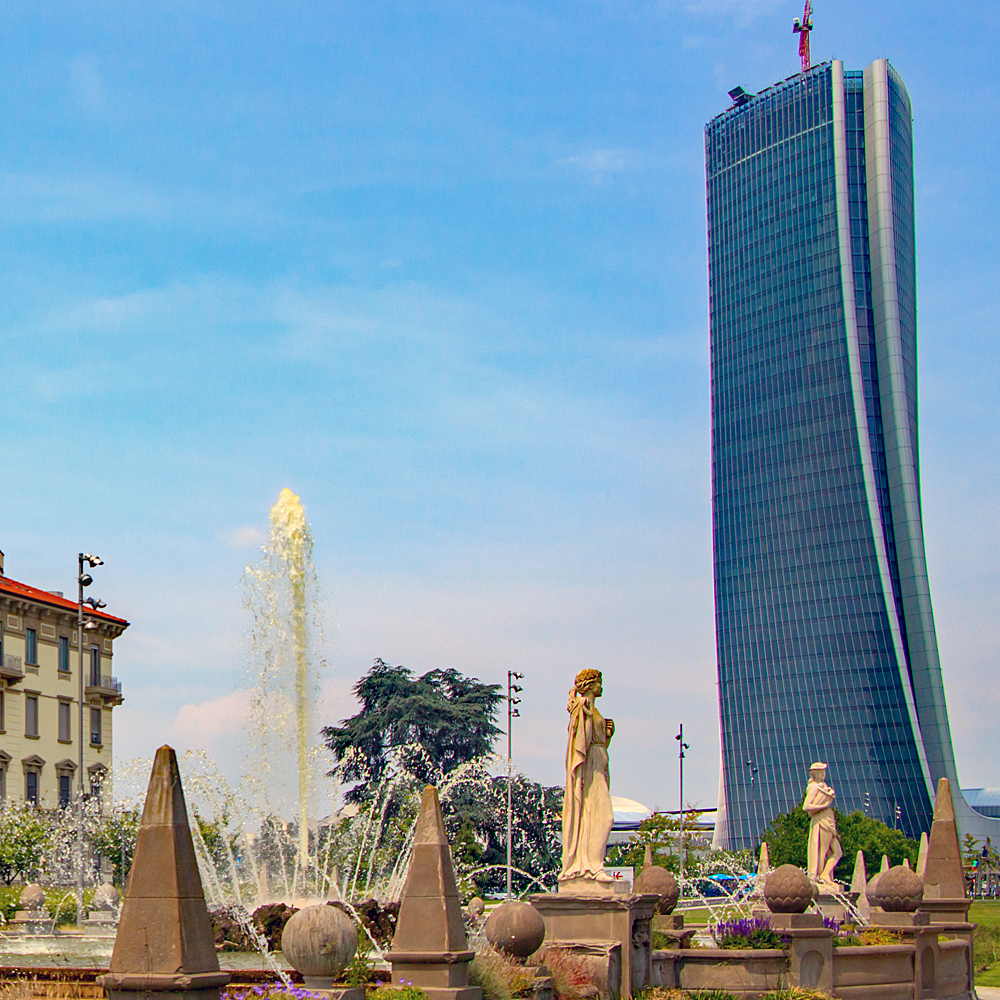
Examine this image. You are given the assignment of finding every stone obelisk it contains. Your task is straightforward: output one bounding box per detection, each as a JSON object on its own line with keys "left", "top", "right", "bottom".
{"left": 100, "top": 746, "right": 230, "bottom": 1000}
{"left": 385, "top": 786, "right": 481, "bottom": 1000}
{"left": 919, "top": 777, "right": 971, "bottom": 923}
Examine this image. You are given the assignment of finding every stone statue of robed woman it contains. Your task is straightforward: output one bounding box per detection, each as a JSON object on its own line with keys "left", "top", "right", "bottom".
{"left": 560, "top": 668, "right": 616, "bottom": 886}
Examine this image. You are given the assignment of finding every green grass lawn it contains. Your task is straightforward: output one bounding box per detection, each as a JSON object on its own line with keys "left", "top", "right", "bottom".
{"left": 972, "top": 901, "right": 1000, "bottom": 985}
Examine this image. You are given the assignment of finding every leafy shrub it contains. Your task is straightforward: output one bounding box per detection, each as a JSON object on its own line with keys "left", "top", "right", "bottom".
{"left": 834, "top": 928, "right": 902, "bottom": 947}
{"left": 544, "top": 948, "right": 596, "bottom": 1000}
{"left": 470, "top": 946, "right": 535, "bottom": 1000}
{"left": 346, "top": 931, "right": 375, "bottom": 987}
{"left": 369, "top": 984, "right": 429, "bottom": 1000}
{"left": 711, "top": 917, "right": 786, "bottom": 950}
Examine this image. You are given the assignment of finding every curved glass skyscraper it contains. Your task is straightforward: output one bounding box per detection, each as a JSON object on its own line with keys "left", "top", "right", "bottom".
{"left": 707, "top": 60, "right": 999, "bottom": 848}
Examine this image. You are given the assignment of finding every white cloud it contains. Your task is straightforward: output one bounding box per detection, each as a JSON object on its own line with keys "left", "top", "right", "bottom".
{"left": 220, "top": 525, "right": 266, "bottom": 550}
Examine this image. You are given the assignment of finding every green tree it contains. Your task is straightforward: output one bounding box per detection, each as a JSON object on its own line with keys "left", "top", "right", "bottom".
{"left": 92, "top": 807, "right": 141, "bottom": 888}
{"left": 756, "top": 806, "right": 811, "bottom": 869}
{"left": 444, "top": 772, "right": 563, "bottom": 894}
{"left": 606, "top": 811, "right": 708, "bottom": 874}
{"left": 0, "top": 802, "right": 52, "bottom": 885}
{"left": 322, "top": 659, "right": 503, "bottom": 804}
{"left": 757, "top": 806, "right": 918, "bottom": 882}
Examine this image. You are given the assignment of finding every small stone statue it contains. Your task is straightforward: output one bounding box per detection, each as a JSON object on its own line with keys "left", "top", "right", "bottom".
{"left": 803, "top": 762, "right": 843, "bottom": 888}
{"left": 560, "top": 668, "right": 615, "bottom": 885}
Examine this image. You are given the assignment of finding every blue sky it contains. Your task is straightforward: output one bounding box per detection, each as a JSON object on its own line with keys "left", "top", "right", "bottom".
{"left": 1, "top": 0, "right": 997, "bottom": 817}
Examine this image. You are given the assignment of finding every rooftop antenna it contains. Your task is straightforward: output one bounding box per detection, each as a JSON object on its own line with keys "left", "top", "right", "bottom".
{"left": 792, "top": 0, "right": 814, "bottom": 74}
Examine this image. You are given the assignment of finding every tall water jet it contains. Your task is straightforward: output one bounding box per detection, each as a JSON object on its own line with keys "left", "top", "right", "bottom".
{"left": 244, "top": 487, "right": 327, "bottom": 898}
{"left": 272, "top": 489, "right": 312, "bottom": 877}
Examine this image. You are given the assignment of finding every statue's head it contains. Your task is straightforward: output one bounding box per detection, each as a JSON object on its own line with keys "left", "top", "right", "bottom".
{"left": 574, "top": 668, "right": 603, "bottom": 697}
{"left": 809, "top": 761, "right": 828, "bottom": 781}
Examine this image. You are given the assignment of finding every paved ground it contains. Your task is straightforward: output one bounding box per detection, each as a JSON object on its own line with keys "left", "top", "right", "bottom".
{"left": 977, "top": 987, "right": 1000, "bottom": 998}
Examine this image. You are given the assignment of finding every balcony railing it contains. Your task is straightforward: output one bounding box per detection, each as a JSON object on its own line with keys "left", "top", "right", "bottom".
{"left": 1, "top": 654, "right": 24, "bottom": 682}
{"left": 86, "top": 674, "right": 123, "bottom": 703}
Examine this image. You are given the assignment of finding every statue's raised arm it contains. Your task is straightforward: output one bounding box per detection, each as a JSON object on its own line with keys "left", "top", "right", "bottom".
{"left": 560, "top": 669, "right": 615, "bottom": 887}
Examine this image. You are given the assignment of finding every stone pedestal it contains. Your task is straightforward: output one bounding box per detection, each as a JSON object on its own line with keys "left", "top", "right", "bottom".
{"left": 651, "top": 913, "right": 695, "bottom": 949}
{"left": 767, "top": 913, "right": 835, "bottom": 994}
{"left": 815, "top": 891, "right": 859, "bottom": 923}
{"left": 12, "top": 911, "right": 50, "bottom": 934}
{"left": 558, "top": 877, "right": 629, "bottom": 895}
{"left": 528, "top": 891, "right": 658, "bottom": 1000}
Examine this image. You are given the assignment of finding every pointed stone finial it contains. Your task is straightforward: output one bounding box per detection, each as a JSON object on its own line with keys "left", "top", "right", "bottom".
{"left": 922, "top": 778, "right": 967, "bottom": 902}
{"left": 643, "top": 845, "right": 654, "bottom": 871}
{"left": 386, "top": 786, "right": 481, "bottom": 1000}
{"left": 850, "top": 850, "right": 867, "bottom": 896}
{"left": 917, "top": 831, "right": 929, "bottom": 879}
{"left": 100, "top": 746, "right": 228, "bottom": 1000}
{"left": 757, "top": 842, "right": 770, "bottom": 876}
{"left": 880, "top": 855, "right": 890, "bottom": 874}
{"left": 903, "top": 857, "right": 911, "bottom": 870}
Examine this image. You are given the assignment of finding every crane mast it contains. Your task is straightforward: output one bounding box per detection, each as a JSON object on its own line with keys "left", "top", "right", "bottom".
{"left": 793, "top": 0, "right": 814, "bottom": 74}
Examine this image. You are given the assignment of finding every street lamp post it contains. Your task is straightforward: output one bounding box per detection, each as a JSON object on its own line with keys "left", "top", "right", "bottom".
{"left": 76, "top": 553, "right": 104, "bottom": 930}
{"left": 506, "top": 671, "right": 523, "bottom": 901}
{"left": 675, "top": 725, "right": 690, "bottom": 895}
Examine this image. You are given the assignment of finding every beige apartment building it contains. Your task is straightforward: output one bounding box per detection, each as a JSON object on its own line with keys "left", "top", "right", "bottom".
{"left": 0, "top": 550, "right": 129, "bottom": 808}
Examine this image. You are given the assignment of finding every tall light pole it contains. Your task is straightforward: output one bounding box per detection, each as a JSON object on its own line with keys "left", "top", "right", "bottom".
{"left": 675, "top": 725, "right": 690, "bottom": 895}
{"left": 506, "top": 671, "right": 523, "bottom": 900}
{"left": 77, "top": 553, "right": 104, "bottom": 930}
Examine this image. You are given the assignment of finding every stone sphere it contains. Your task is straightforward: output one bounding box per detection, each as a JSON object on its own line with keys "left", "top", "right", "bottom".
{"left": 633, "top": 866, "right": 680, "bottom": 914}
{"left": 467, "top": 896, "right": 486, "bottom": 919}
{"left": 871, "top": 865, "right": 923, "bottom": 912}
{"left": 281, "top": 903, "right": 358, "bottom": 988}
{"left": 484, "top": 900, "right": 546, "bottom": 959}
{"left": 764, "top": 864, "right": 815, "bottom": 914}
{"left": 20, "top": 884, "right": 45, "bottom": 911}
{"left": 92, "top": 883, "right": 120, "bottom": 909}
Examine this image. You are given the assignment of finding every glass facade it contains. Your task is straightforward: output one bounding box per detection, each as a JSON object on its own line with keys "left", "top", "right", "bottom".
{"left": 706, "top": 61, "right": 983, "bottom": 848}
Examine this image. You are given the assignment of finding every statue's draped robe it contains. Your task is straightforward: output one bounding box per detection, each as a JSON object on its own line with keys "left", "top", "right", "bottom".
{"left": 560, "top": 691, "right": 614, "bottom": 880}
{"left": 803, "top": 780, "right": 839, "bottom": 878}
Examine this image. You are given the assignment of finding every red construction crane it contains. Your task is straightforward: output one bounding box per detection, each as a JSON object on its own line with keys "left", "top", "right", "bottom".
{"left": 793, "top": 0, "right": 814, "bottom": 74}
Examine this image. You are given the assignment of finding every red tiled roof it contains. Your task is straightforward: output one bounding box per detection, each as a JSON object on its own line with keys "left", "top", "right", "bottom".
{"left": 0, "top": 574, "right": 129, "bottom": 628}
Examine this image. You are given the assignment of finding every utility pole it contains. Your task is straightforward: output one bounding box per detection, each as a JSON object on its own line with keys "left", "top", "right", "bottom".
{"left": 675, "top": 725, "right": 690, "bottom": 895}
{"left": 77, "top": 553, "right": 104, "bottom": 930}
{"left": 506, "top": 671, "right": 523, "bottom": 900}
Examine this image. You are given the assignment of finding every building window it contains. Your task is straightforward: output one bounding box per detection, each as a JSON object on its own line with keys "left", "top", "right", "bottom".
{"left": 59, "top": 774, "right": 71, "bottom": 808}
{"left": 59, "top": 701, "right": 71, "bottom": 742}
{"left": 90, "top": 707, "right": 102, "bottom": 746}
{"left": 26, "top": 770, "right": 38, "bottom": 805}
{"left": 88, "top": 766, "right": 106, "bottom": 801}
{"left": 25, "top": 695, "right": 39, "bottom": 737}
{"left": 0, "top": 689, "right": 4, "bottom": 732}
{"left": 90, "top": 646, "right": 101, "bottom": 685}
{"left": 25, "top": 628, "right": 37, "bottom": 665}
{"left": 59, "top": 636, "right": 70, "bottom": 672}
{"left": 0, "top": 766, "right": 5, "bottom": 802}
